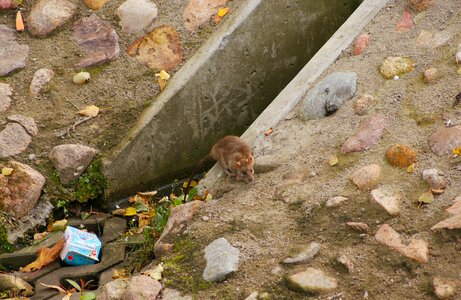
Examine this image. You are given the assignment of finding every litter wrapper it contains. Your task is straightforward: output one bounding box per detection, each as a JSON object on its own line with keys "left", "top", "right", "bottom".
{"left": 60, "top": 226, "right": 101, "bottom": 266}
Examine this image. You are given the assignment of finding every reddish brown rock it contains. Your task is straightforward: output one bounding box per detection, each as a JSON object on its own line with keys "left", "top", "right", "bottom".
{"left": 183, "top": 0, "right": 227, "bottom": 32}
{"left": 27, "top": 0, "right": 77, "bottom": 37}
{"left": 431, "top": 197, "right": 461, "bottom": 230}
{"left": 0, "top": 0, "right": 16, "bottom": 9}
{"left": 352, "top": 33, "right": 369, "bottom": 56}
{"left": 127, "top": 25, "right": 183, "bottom": 72}
{"left": 385, "top": 144, "right": 417, "bottom": 167}
{"left": 72, "top": 14, "right": 120, "bottom": 68}
{"left": 349, "top": 164, "right": 381, "bottom": 190}
{"left": 0, "top": 82, "right": 12, "bottom": 112}
{"left": 353, "top": 94, "right": 373, "bottom": 115}
{"left": 341, "top": 114, "right": 387, "bottom": 153}
{"left": 0, "top": 161, "right": 46, "bottom": 219}
{"left": 408, "top": 0, "right": 433, "bottom": 12}
{"left": 395, "top": 9, "right": 414, "bottom": 32}
{"left": 428, "top": 125, "right": 461, "bottom": 156}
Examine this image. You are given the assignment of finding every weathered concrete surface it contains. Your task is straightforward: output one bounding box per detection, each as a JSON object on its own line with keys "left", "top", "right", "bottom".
{"left": 103, "top": 0, "right": 361, "bottom": 201}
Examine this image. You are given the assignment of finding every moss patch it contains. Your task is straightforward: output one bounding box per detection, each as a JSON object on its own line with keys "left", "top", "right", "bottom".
{"left": 74, "top": 156, "right": 107, "bottom": 203}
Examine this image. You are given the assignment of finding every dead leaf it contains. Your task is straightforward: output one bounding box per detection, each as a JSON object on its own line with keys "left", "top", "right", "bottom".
{"left": 213, "top": 7, "right": 229, "bottom": 24}
{"left": 112, "top": 268, "right": 126, "bottom": 279}
{"left": 155, "top": 70, "right": 170, "bottom": 80}
{"left": 418, "top": 190, "right": 434, "bottom": 204}
{"left": 264, "top": 128, "right": 273, "bottom": 136}
{"left": 1, "top": 167, "right": 14, "bottom": 176}
{"left": 62, "top": 292, "right": 72, "bottom": 300}
{"left": 142, "top": 264, "right": 164, "bottom": 280}
{"left": 47, "top": 219, "right": 67, "bottom": 232}
{"left": 112, "top": 208, "right": 126, "bottom": 216}
{"left": 16, "top": 10, "right": 24, "bottom": 32}
{"left": 78, "top": 105, "right": 99, "bottom": 117}
{"left": 396, "top": 9, "right": 414, "bottom": 32}
{"left": 20, "top": 239, "right": 65, "bottom": 272}
{"left": 138, "top": 213, "right": 151, "bottom": 227}
{"left": 40, "top": 282, "right": 67, "bottom": 294}
{"left": 328, "top": 155, "right": 338, "bottom": 166}
{"left": 406, "top": 163, "right": 415, "bottom": 173}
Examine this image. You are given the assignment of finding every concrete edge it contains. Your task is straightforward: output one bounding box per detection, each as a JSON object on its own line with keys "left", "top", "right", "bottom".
{"left": 198, "top": 0, "right": 391, "bottom": 192}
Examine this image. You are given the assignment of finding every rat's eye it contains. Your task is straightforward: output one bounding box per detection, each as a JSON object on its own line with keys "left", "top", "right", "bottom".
{"left": 242, "top": 171, "right": 247, "bottom": 175}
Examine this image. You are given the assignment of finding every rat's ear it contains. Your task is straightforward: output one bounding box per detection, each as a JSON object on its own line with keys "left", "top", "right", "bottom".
{"left": 234, "top": 161, "right": 241, "bottom": 169}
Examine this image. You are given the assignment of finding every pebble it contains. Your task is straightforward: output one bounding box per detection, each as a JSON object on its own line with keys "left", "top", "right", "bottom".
{"left": 0, "top": 123, "right": 32, "bottom": 158}
{"left": 27, "top": 0, "right": 77, "bottom": 37}
{"left": 395, "top": 9, "right": 414, "bottom": 32}
{"left": 408, "top": 0, "right": 433, "bottom": 12}
{"left": 116, "top": 0, "right": 158, "bottom": 34}
{"left": 340, "top": 114, "right": 387, "bottom": 154}
{"left": 0, "top": 82, "right": 13, "bottom": 112}
{"left": 0, "top": 25, "right": 29, "bottom": 76}
{"left": 336, "top": 254, "right": 354, "bottom": 273}
{"left": 375, "top": 224, "right": 429, "bottom": 263}
{"left": 423, "top": 67, "right": 440, "bottom": 83}
{"left": 48, "top": 144, "right": 98, "bottom": 185}
{"left": 431, "top": 196, "right": 461, "bottom": 230}
{"left": 203, "top": 237, "right": 240, "bottom": 282}
{"left": 428, "top": 125, "right": 461, "bottom": 156}
{"left": 370, "top": 188, "right": 400, "bottom": 216}
{"left": 123, "top": 275, "right": 162, "bottom": 300}
{"left": 326, "top": 195, "right": 349, "bottom": 207}
{"left": 127, "top": 25, "right": 183, "bottom": 72}
{"left": 346, "top": 222, "right": 370, "bottom": 233}
{"left": 348, "top": 164, "right": 381, "bottom": 190}
{"left": 422, "top": 168, "right": 447, "bottom": 191}
{"left": 7, "top": 115, "right": 38, "bottom": 136}
{"left": 84, "top": 0, "right": 110, "bottom": 10}
{"left": 385, "top": 144, "right": 417, "bottom": 168}
{"left": 416, "top": 30, "right": 451, "bottom": 49}
{"left": 300, "top": 72, "right": 357, "bottom": 121}
{"left": 283, "top": 242, "right": 320, "bottom": 264}
{"left": 183, "top": 0, "right": 228, "bottom": 32}
{"left": 352, "top": 33, "right": 369, "bottom": 56}
{"left": 30, "top": 68, "right": 54, "bottom": 95}
{"left": 202, "top": 215, "right": 209, "bottom": 221}
{"left": 353, "top": 94, "right": 374, "bottom": 116}
{"left": 379, "top": 56, "right": 414, "bottom": 79}
{"left": 285, "top": 267, "right": 337, "bottom": 294}
{"left": 161, "top": 288, "right": 192, "bottom": 300}
{"left": 433, "top": 277, "right": 457, "bottom": 299}
{"left": 72, "top": 14, "right": 120, "bottom": 68}
{"left": 97, "top": 278, "right": 127, "bottom": 300}
{"left": 0, "top": 0, "right": 15, "bottom": 9}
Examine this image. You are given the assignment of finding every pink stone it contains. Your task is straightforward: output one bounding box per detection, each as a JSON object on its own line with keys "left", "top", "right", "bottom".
{"left": 340, "top": 114, "right": 387, "bottom": 153}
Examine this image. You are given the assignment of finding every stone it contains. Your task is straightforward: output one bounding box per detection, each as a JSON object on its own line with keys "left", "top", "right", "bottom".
{"left": 48, "top": 144, "right": 98, "bottom": 185}
{"left": 0, "top": 161, "right": 46, "bottom": 219}
{"left": 326, "top": 195, "right": 349, "bottom": 207}
{"left": 27, "top": 0, "right": 77, "bottom": 37}
{"left": 423, "top": 68, "right": 440, "bottom": 83}
{"left": 380, "top": 56, "right": 414, "bottom": 79}
{"left": 336, "top": 255, "right": 354, "bottom": 273}
{"left": 349, "top": 164, "right": 381, "bottom": 190}
{"left": 353, "top": 94, "right": 374, "bottom": 115}
{"left": 29, "top": 68, "right": 54, "bottom": 95}
{"left": 431, "top": 196, "right": 461, "bottom": 230}
{"left": 428, "top": 125, "right": 461, "bottom": 156}
{"left": 375, "top": 224, "right": 428, "bottom": 263}
{"left": 183, "top": 0, "right": 228, "bottom": 32}
{"left": 127, "top": 25, "right": 183, "bottom": 72}
{"left": 0, "top": 123, "right": 32, "bottom": 158}
{"left": 162, "top": 288, "right": 192, "bottom": 300}
{"left": 395, "top": 9, "right": 413, "bottom": 32}
{"left": 93, "top": 279, "right": 127, "bottom": 300}
{"left": 84, "top": 0, "right": 110, "bottom": 10}
{"left": 0, "top": 25, "right": 29, "bottom": 76}
{"left": 346, "top": 222, "right": 370, "bottom": 233}
{"left": 370, "top": 188, "right": 400, "bottom": 216}
{"left": 286, "top": 268, "right": 337, "bottom": 294}
{"left": 341, "top": 114, "right": 387, "bottom": 153}
{"left": 123, "top": 275, "right": 162, "bottom": 300}
{"left": 72, "top": 14, "right": 120, "bottom": 68}
{"left": 422, "top": 168, "right": 447, "bottom": 191}
{"left": 352, "top": 33, "right": 369, "bottom": 56}
{"left": 408, "top": 0, "right": 433, "bottom": 12}
{"left": 0, "top": 0, "right": 16, "bottom": 9}
{"left": 300, "top": 72, "right": 357, "bottom": 121}
{"left": 245, "top": 291, "right": 259, "bottom": 300}
{"left": 0, "top": 82, "right": 13, "bottom": 112}
{"left": 154, "top": 200, "right": 205, "bottom": 257}
{"left": 116, "top": 0, "right": 158, "bottom": 34}
{"left": 385, "top": 144, "right": 417, "bottom": 168}
{"left": 283, "top": 242, "right": 320, "bottom": 264}
{"left": 203, "top": 237, "right": 240, "bottom": 282}
{"left": 416, "top": 30, "right": 451, "bottom": 49}
{"left": 0, "top": 274, "right": 34, "bottom": 297}
{"left": 7, "top": 115, "right": 38, "bottom": 136}
{"left": 433, "top": 277, "right": 457, "bottom": 299}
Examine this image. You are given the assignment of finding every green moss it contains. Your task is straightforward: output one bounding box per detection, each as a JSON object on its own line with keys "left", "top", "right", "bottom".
{"left": 0, "top": 223, "right": 12, "bottom": 253}
{"left": 74, "top": 156, "right": 107, "bottom": 203}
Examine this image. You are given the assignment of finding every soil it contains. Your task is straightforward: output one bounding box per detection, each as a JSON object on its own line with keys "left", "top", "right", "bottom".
{"left": 159, "top": 1, "right": 461, "bottom": 299}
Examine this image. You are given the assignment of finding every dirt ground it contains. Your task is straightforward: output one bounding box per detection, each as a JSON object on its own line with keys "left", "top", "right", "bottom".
{"left": 161, "top": 1, "right": 461, "bottom": 299}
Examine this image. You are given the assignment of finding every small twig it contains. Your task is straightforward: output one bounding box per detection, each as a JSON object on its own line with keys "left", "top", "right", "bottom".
{"left": 55, "top": 116, "right": 93, "bottom": 138}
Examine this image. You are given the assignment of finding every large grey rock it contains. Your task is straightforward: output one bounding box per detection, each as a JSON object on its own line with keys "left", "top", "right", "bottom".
{"left": 123, "top": 275, "right": 162, "bottom": 300}
{"left": 341, "top": 114, "right": 388, "bottom": 153}
{"left": 203, "top": 237, "right": 240, "bottom": 282}
{"left": 0, "top": 161, "right": 46, "bottom": 219}
{"left": 286, "top": 267, "right": 337, "bottom": 294}
{"left": 49, "top": 144, "right": 98, "bottom": 185}
{"left": 300, "top": 72, "right": 357, "bottom": 121}
{"left": 0, "top": 274, "right": 34, "bottom": 297}
{"left": 0, "top": 25, "right": 29, "bottom": 76}
{"left": 30, "top": 68, "right": 54, "bottom": 95}
{"left": 428, "top": 125, "right": 461, "bottom": 156}
{"left": 116, "top": 0, "right": 158, "bottom": 34}
{"left": 27, "top": 0, "right": 77, "bottom": 37}
{"left": 283, "top": 242, "right": 320, "bottom": 264}
{"left": 0, "top": 123, "right": 32, "bottom": 158}
{"left": 98, "top": 278, "right": 128, "bottom": 300}
{"left": 72, "top": 14, "right": 120, "bottom": 68}
{"left": 0, "top": 82, "right": 13, "bottom": 112}
{"left": 7, "top": 115, "right": 38, "bottom": 136}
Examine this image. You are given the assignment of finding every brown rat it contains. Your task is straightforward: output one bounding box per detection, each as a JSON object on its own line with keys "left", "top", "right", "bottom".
{"left": 183, "top": 135, "right": 255, "bottom": 198}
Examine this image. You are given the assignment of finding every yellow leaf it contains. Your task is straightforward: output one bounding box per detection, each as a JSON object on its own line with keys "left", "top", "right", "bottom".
{"left": 205, "top": 193, "right": 213, "bottom": 201}
{"left": 124, "top": 207, "right": 137, "bottom": 216}
{"left": 217, "top": 7, "right": 229, "bottom": 17}
{"left": 20, "top": 239, "right": 65, "bottom": 272}
{"left": 48, "top": 219, "right": 67, "bottom": 232}
{"left": 182, "top": 180, "right": 196, "bottom": 188}
{"left": 452, "top": 147, "right": 461, "bottom": 156}
{"left": 142, "top": 264, "right": 164, "bottom": 280}
{"left": 418, "top": 190, "right": 434, "bottom": 204}
{"left": 406, "top": 163, "right": 415, "bottom": 173}
{"left": 328, "top": 155, "right": 338, "bottom": 166}
{"left": 157, "top": 78, "right": 167, "bottom": 91}
{"left": 78, "top": 105, "right": 99, "bottom": 117}
{"left": 155, "top": 70, "right": 170, "bottom": 80}
{"left": 1, "top": 167, "right": 14, "bottom": 176}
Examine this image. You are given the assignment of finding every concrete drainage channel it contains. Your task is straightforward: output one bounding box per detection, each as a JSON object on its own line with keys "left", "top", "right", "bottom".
{"left": 0, "top": 216, "right": 126, "bottom": 300}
